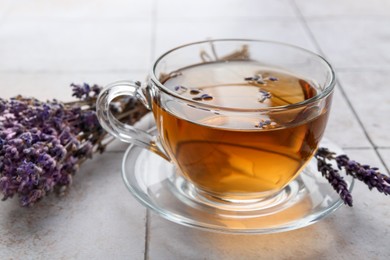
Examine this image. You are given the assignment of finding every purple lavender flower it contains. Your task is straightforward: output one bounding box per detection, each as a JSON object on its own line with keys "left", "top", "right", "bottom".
{"left": 336, "top": 155, "right": 390, "bottom": 195}
{"left": 71, "top": 83, "right": 101, "bottom": 100}
{"left": 0, "top": 95, "right": 99, "bottom": 206}
{"left": 316, "top": 156, "right": 353, "bottom": 207}
{"left": 315, "top": 148, "right": 353, "bottom": 206}
{"left": 315, "top": 147, "right": 390, "bottom": 207}
{"left": 0, "top": 83, "right": 148, "bottom": 207}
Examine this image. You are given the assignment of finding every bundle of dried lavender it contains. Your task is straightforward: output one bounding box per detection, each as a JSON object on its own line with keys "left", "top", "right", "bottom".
{"left": 0, "top": 84, "right": 148, "bottom": 207}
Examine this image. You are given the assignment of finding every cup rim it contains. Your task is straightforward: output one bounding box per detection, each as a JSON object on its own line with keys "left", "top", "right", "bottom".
{"left": 150, "top": 39, "right": 335, "bottom": 112}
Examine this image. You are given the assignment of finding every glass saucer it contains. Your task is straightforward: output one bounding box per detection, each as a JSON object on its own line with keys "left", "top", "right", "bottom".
{"left": 121, "top": 132, "right": 354, "bottom": 234}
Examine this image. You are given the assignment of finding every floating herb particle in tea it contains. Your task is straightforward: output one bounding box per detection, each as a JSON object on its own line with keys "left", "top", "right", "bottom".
{"left": 245, "top": 74, "right": 278, "bottom": 85}
{"left": 254, "top": 75, "right": 265, "bottom": 84}
{"left": 258, "top": 89, "right": 272, "bottom": 103}
{"left": 200, "top": 94, "right": 213, "bottom": 101}
{"left": 192, "top": 94, "right": 213, "bottom": 101}
{"left": 174, "top": 85, "right": 185, "bottom": 91}
{"left": 190, "top": 89, "right": 201, "bottom": 95}
{"left": 174, "top": 85, "right": 188, "bottom": 94}
{"left": 244, "top": 75, "right": 264, "bottom": 84}
{"left": 255, "top": 76, "right": 265, "bottom": 84}
{"left": 255, "top": 119, "right": 273, "bottom": 129}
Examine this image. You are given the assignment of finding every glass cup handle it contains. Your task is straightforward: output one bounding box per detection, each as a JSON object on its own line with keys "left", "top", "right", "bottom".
{"left": 96, "top": 81, "right": 170, "bottom": 161}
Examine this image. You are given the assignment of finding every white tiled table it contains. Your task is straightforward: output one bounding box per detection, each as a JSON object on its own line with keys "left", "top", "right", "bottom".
{"left": 0, "top": 0, "right": 389, "bottom": 259}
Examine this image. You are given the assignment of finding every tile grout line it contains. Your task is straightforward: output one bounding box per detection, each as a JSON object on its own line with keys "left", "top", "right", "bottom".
{"left": 342, "top": 147, "right": 377, "bottom": 150}
{"left": 144, "top": 2, "right": 157, "bottom": 260}
{"left": 290, "top": 0, "right": 390, "bottom": 174}
{"left": 291, "top": 15, "right": 390, "bottom": 21}
{"left": 144, "top": 209, "right": 150, "bottom": 260}
{"left": 335, "top": 68, "right": 390, "bottom": 73}
{"left": 155, "top": 16, "right": 299, "bottom": 22}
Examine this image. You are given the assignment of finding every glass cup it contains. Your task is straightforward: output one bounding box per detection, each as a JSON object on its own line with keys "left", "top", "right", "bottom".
{"left": 96, "top": 39, "right": 335, "bottom": 210}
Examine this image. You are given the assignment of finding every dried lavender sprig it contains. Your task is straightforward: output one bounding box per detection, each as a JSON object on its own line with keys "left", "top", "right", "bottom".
{"left": 336, "top": 154, "right": 390, "bottom": 195}
{"left": 316, "top": 147, "right": 390, "bottom": 206}
{"left": 315, "top": 148, "right": 353, "bottom": 206}
{"left": 0, "top": 83, "right": 148, "bottom": 207}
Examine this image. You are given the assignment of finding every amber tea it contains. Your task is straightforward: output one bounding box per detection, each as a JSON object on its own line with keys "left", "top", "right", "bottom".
{"left": 154, "top": 61, "right": 331, "bottom": 199}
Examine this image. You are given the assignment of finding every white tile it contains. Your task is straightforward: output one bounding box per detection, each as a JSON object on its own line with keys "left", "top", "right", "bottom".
{"left": 0, "top": 71, "right": 148, "bottom": 100}
{"left": 6, "top": 0, "right": 153, "bottom": 22}
{"left": 0, "top": 0, "right": 14, "bottom": 19}
{"left": 337, "top": 71, "right": 390, "bottom": 147}
{"left": 295, "top": 0, "right": 390, "bottom": 17}
{"left": 307, "top": 19, "right": 390, "bottom": 70}
{"left": 147, "top": 149, "right": 389, "bottom": 259}
{"left": 0, "top": 153, "right": 146, "bottom": 259}
{"left": 157, "top": 0, "right": 296, "bottom": 20}
{"left": 324, "top": 85, "right": 371, "bottom": 148}
{"left": 0, "top": 20, "right": 152, "bottom": 72}
{"left": 155, "top": 19, "right": 317, "bottom": 58}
